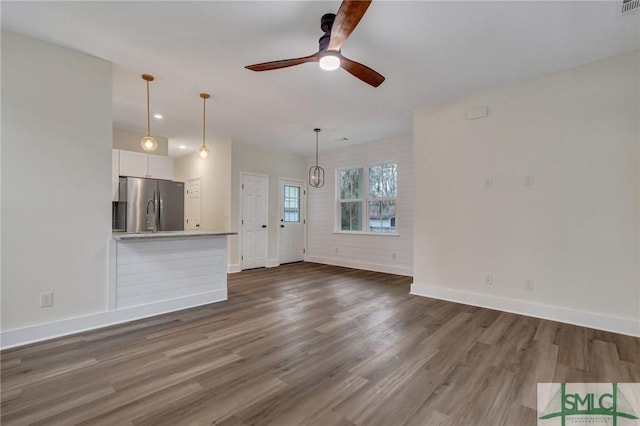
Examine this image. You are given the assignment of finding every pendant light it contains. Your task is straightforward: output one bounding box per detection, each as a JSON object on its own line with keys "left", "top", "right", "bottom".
{"left": 309, "top": 128, "right": 325, "bottom": 188}
{"left": 139, "top": 74, "right": 158, "bottom": 152}
{"left": 198, "top": 93, "right": 211, "bottom": 159}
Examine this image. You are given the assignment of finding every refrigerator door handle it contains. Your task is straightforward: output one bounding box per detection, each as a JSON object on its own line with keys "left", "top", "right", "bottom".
{"left": 155, "top": 189, "right": 161, "bottom": 231}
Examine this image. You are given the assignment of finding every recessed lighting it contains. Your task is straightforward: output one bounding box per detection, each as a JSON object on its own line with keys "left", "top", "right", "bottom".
{"left": 154, "top": 114, "right": 163, "bottom": 119}
{"left": 178, "top": 145, "right": 186, "bottom": 149}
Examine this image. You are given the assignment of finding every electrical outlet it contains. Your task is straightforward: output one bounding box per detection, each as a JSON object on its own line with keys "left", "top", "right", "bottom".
{"left": 484, "top": 275, "right": 493, "bottom": 286}
{"left": 40, "top": 292, "right": 54, "bottom": 308}
{"left": 484, "top": 177, "right": 493, "bottom": 189}
{"left": 524, "top": 280, "right": 534, "bottom": 291}
{"left": 334, "top": 247, "right": 339, "bottom": 254}
{"left": 392, "top": 253, "right": 396, "bottom": 260}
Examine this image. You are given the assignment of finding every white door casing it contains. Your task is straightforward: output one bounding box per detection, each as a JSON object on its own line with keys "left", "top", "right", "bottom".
{"left": 186, "top": 177, "right": 202, "bottom": 230}
{"left": 241, "top": 173, "right": 268, "bottom": 270}
{"left": 278, "top": 178, "right": 306, "bottom": 264}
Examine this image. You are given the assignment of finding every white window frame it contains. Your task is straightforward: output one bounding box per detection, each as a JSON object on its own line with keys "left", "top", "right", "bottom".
{"left": 335, "top": 163, "right": 399, "bottom": 236}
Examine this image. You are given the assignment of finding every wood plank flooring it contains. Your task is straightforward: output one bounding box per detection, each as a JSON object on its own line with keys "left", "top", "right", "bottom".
{"left": 2, "top": 262, "right": 639, "bottom": 425}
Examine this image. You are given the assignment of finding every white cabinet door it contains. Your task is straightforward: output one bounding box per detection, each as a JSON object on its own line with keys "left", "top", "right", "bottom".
{"left": 148, "top": 154, "right": 174, "bottom": 180}
{"left": 112, "top": 149, "right": 120, "bottom": 201}
{"left": 117, "top": 150, "right": 174, "bottom": 180}
{"left": 118, "top": 150, "right": 148, "bottom": 178}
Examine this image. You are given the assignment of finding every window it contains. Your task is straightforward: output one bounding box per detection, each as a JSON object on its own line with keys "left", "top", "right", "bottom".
{"left": 283, "top": 185, "right": 300, "bottom": 222}
{"left": 338, "top": 168, "right": 364, "bottom": 231}
{"left": 368, "top": 163, "right": 397, "bottom": 233}
{"left": 337, "top": 163, "right": 397, "bottom": 234}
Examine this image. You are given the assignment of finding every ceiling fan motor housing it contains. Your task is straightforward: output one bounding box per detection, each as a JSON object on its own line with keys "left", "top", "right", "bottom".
{"left": 319, "top": 13, "right": 336, "bottom": 51}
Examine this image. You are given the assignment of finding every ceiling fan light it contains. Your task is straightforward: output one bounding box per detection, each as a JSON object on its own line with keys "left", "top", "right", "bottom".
{"left": 198, "top": 145, "right": 211, "bottom": 159}
{"left": 319, "top": 54, "right": 340, "bottom": 71}
{"left": 140, "top": 135, "right": 158, "bottom": 151}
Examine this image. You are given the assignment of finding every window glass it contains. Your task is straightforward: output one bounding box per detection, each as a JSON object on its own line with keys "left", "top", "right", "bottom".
{"left": 283, "top": 185, "right": 300, "bottom": 222}
{"left": 369, "top": 164, "right": 397, "bottom": 198}
{"left": 340, "top": 202, "right": 362, "bottom": 231}
{"left": 369, "top": 200, "right": 396, "bottom": 233}
{"left": 337, "top": 164, "right": 397, "bottom": 234}
{"left": 340, "top": 168, "right": 364, "bottom": 199}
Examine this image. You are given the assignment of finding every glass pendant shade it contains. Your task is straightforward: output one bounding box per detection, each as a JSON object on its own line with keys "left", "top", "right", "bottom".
{"left": 309, "top": 128, "right": 325, "bottom": 188}
{"left": 197, "top": 145, "right": 211, "bottom": 159}
{"left": 140, "top": 135, "right": 158, "bottom": 151}
{"left": 140, "top": 74, "right": 158, "bottom": 152}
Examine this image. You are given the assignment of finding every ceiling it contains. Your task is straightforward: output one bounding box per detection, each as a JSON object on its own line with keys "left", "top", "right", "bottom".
{"left": 2, "top": 1, "right": 639, "bottom": 158}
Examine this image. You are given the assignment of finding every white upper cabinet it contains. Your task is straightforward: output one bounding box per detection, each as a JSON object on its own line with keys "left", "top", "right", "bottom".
{"left": 117, "top": 150, "right": 174, "bottom": 180}
{"left": 118, "top": 150, "right": 148, "bottom": 178}
{"left": 148, "top": 155, "right": 174, "bottom": 180}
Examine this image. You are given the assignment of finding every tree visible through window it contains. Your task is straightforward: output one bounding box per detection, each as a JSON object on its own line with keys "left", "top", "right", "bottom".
{"left": 369, "top": 164, "right": 397, "bottom": 233}
{"left": 339, "top": 168, "right": 363, "bottom": 231}
{"left": 337, "top": 164, "right": 397, "bottom": 233}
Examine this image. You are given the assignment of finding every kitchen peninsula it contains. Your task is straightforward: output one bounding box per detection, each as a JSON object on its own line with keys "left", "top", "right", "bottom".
{"left": 110, "top": 231, "right": 235, "bottom": 313}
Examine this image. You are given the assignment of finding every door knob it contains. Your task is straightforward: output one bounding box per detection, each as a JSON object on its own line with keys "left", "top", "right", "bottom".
{"left": 262, "top": 225, "right": 267, "bottom": 228}
{"left": 280, "top": 224, "right": 284, "bottom": 228}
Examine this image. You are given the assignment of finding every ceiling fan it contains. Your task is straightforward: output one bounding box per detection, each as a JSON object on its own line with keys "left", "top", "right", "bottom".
{"left": 245, "top": 0, "right": 385, "bottom": 88}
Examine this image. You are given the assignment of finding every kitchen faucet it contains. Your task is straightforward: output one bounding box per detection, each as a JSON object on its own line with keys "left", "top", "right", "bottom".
{"left": 146, "top": 199, "right": 157, "bottom": 232}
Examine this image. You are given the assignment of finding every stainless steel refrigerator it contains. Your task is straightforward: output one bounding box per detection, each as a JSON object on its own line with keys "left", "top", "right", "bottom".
{"left": 116, "top": 177, "right": 184, "bottom": 233}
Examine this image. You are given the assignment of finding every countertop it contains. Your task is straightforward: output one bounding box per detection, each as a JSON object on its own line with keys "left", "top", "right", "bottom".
{"left": 112, "top": 230, "right": 236, "bottom": 241}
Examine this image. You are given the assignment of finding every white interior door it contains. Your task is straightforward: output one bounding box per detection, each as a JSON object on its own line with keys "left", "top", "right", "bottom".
{"left": 186, "top": 177, "right": 201, "bottom": 230}
{"left": 241, "top": 173, "right": 268, "bottom": 269}
{"left": 279, "top": 178, "right": 306, "bottom": 264}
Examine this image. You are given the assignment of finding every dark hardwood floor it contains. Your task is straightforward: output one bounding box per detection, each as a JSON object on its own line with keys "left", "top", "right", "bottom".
{"left": 2, "top": 262, "right": 639, "bottom": 425}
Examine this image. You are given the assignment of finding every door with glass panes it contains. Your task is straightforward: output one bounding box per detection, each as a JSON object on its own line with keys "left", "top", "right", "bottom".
{"left": 279, "top": 178, "right": 306, "bottom": 264}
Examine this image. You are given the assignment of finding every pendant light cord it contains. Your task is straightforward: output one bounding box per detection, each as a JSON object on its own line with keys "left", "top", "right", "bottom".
{"left": 315, "top": 132, "right": 318, "bottom": 166}
{"left": 146, "top": 80, "right": 151, "bottom": 135}
{"left": 202, "top": 96, "right": 206, "bottom": 147}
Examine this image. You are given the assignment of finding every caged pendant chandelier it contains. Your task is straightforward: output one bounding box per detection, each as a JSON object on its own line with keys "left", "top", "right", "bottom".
{"left": 197, "top": 93, "right": 211, "bottom": 159}
{"left": 139, "top": 74, "right": 158, "bottom": 152}
{"left": 309, "top": 128, "right": 325, "bottom": 188}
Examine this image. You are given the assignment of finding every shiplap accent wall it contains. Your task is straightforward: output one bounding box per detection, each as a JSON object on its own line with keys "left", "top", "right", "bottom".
{"left": 115, "top": 237, "right": 227, "bottom": 309}
{"left": 306, "top": 135, "right": 414, "bottom": 276}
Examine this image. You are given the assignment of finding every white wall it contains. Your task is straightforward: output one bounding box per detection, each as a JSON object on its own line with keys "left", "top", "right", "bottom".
{"left": 113, "top": 127, "right": 169, "bottom": 156}
{"left": 229, "top": 141, "right": 308, "bottom": 270}
{"left": 306, "top": 135, "right": 414, "bottom": 276}
{"left": 412, "top": 51, "right": 640, "bottom": 336}
{"left": 1, "top": 31, "right": 113, "bottom": 331}
{"left": 174, "top": 139, "right": 232, "bottom": 232}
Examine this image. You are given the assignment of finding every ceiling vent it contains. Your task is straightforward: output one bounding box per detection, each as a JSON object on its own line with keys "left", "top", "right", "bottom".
{"left": 621, "top": 0, "right": 640, "bottom": 15}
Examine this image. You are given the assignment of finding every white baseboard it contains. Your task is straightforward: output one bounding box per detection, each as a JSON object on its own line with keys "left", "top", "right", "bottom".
{"left": 410, "top": 282, "right": 640, "bottom": 338}
{"left": 305, "top": 255, "right": 413, "bottom": 277}
{"left": 227, "top": 263, "right": 241, "bottom": 273}
{"left": 266, "top": 258, "right": 280, "bottom": 268}
{"left": 0, "top": 290, "right": 227, "bottom": 350}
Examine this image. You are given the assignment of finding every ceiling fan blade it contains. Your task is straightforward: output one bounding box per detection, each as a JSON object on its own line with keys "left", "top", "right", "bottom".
{"left": 339, "top": 54, "right": 385, "bottom": 87}
{"left": 245, "top": 53, "right": 319, "bottom": 71}
{"left": 328, "top": 0, "right": 372, "bottom": 51}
